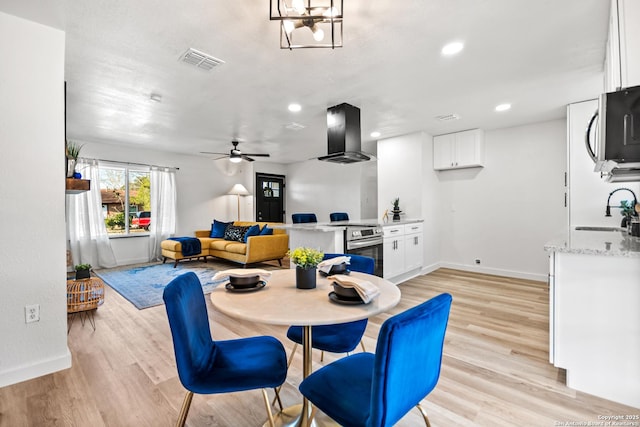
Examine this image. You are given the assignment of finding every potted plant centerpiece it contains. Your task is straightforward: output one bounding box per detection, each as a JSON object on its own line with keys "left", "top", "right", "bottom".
{"left": 391, "top": 197, "right": 402, "bottom": 221}
{"left": 74, "top": 263, "right": 92, "bottom": 280}
{"left": 66, "top": 140, "right": 83, "bottom": 178}
{"left": 288, "top": 247, "right": 324, "bottom": 289}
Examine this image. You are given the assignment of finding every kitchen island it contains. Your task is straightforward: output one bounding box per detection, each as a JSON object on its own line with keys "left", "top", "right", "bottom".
{"left": 274, "top": 219, "right": 424, "bottom": 282}
{"left": 544, "top": 228, "right": 640, "bottom": 408}
{"left": 274, "top": 218, "right": 424, "bottom": 254}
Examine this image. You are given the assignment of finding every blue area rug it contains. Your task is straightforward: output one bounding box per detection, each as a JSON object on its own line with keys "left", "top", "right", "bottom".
{"left": 95, "top": 263, "right": 225, "bottom": 310}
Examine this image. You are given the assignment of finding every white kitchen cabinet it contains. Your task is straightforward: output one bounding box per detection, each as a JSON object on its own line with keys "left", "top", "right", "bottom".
{"left": 548, "top": 250, "right": 640, "bottom": 408}
{"left": 604, "top": 0, "right": 640, "bottom": 91}
{"left": 433, "top": 129, "right": 484, "bottom": 170}
{"left": 383, "top": 225, "right": 405, "bottom": 280}
{"left": 383, "top": 222, "right": 424, "bottom": 282}
{"left": 404, "top": 222, "right": 423, "bottom": 271}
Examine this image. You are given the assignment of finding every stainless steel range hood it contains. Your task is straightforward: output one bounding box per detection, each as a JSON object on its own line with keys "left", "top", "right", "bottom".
{"left": 318, "top": 103, "right": 373, "bottom": 164}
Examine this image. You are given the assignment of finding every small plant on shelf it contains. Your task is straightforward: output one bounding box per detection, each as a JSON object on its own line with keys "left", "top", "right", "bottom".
{"left": 74, "top": 263, "right": 92, "bottom": 280}
{"left": 65, "top": 140, "right": 84, "bottom": 178}
{"left": 66, "top": 140, "right": 83, "bottom": 160}
{"left": 391, "top": 198, "right": 401, "bottom": 221}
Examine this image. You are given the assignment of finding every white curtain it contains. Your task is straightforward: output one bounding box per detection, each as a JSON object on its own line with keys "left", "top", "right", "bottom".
{"left": 67, "top": 159, "right": 117, "bottom": 268}
{"left": 148, "top": 167, "right": 177, "bottom": 261}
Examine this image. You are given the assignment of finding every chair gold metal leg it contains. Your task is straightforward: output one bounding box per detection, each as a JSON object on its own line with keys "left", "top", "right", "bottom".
{"left": 416, "top": 403, "right": 431, "bottom": 427}
{"left": 287, "top": 343, "right": 298, "bottom": 368}
{"left": 320, "top": 350, "right": 324, "bottom": 362}
{"left": 176, "top": 391, "right": 194, "bottom": 427}
{"left": 273, "top": 387, "right": 283, "bottom": 412}
{"left": 359, "top": 339, "right": 366, "bottom": 352}
{"left": 309, "top": 404, "right": 318, "bottom": 424}
{"left": 272, "top": 343, "right": 299, "bottom": 406}
{"left": 262, "top": 389, "right": 276, "bottom": 427}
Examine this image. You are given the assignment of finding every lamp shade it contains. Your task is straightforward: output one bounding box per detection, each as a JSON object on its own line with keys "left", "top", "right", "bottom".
{"left": 227, "top": 183, "right": 250, "bottom": 196}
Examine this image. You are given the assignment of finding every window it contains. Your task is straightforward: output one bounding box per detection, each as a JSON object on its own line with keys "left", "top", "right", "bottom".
{"left": 99, "top": 164, "right": 151, "bottom": 235}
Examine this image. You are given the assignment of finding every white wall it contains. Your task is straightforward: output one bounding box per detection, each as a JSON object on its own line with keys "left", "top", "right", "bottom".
{"left": 378, "top": 132, "right": 441, "bottom": 271}
{"left": 439, "top": 120, "right": 567, "bottom": 280}
{"left": 0, "top": 12, "right": 70, "bottom": 386}
{"left": 285, "top": 160, "right": 367, "bottom": 223}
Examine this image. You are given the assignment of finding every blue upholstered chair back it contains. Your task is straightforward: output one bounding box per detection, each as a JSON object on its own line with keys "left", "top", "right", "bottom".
{"left": 323, "top": 253, "right": 374, "bottom": 274}
{"left": 163, "top": 272, "right": 217, "bottom": 391}
{"left": 329, "top": 212, "right": 349, "bottom": 222}
{"left": 292, "top": 213, "right": 317, "bottom": 223}
{"left": 370, "top": 293, "right": 452, "bottom": 426}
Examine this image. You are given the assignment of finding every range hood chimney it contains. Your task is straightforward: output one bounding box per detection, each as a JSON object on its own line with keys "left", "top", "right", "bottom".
{"left": 318, "top": 103, "right": 372, "bottom": 164}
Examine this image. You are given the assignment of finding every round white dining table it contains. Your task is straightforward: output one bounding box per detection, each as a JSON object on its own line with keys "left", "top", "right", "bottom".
{"left": 210, "top": 269, "right": 401, "bottom": 427}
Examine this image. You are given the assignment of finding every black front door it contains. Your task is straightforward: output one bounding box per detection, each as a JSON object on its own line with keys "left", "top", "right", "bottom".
{"left": 255, "top": 173, "right": 285, "bottom": 222}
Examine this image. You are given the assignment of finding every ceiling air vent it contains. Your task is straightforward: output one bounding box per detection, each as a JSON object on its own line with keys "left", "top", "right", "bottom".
{"left": 435, "top": 113, "right": 461, "bottom": 122}
{"left": 179, "top": 48, "right": 225, "bottom": 71}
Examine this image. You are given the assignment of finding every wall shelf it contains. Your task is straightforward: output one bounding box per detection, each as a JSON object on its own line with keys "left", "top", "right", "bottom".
{"left": 65, "top": 178, "right": 90, "bottom": 194}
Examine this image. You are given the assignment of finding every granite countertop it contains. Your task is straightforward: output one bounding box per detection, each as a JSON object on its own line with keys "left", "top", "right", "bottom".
{"left": 544, "top": 228, "right": 640, "bottom": 257}
{"left": 272, "top": 218, "right": 423, "bottom": 231}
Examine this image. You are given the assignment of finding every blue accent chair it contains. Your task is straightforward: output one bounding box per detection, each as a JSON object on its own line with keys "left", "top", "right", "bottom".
{"left": 299, "top": 293, "right": 453, "bottom": 427}
{"left": 292, "top": 213, "right": 317, "bottom": 223}
{"left": 163, "top": 272, "right": 287, "bottom": 427}
{"left": 330, "top": 212, "right": 349, "bottom": 222}
{"left": 285, "top": 254, "right": 374, "bottom": 364}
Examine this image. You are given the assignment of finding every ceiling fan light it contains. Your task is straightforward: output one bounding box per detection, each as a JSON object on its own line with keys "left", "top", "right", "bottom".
{"left": 229, "top": 155, "right": 242, "bottom": 163}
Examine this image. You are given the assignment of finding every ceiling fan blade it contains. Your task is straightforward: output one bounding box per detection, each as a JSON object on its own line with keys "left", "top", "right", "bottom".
{"left": 241, "top": 155, "right": 256, "bottom": 162}
{"left": 200, "top": 151, "right": 228, "bottom": 156}
{"left": 243, "top": 153, "right": 270, "bottom": 157}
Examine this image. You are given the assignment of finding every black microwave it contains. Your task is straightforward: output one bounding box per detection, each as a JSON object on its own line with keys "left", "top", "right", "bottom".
{"left": 590, "top": 85, "right": 640, "bottom": 165}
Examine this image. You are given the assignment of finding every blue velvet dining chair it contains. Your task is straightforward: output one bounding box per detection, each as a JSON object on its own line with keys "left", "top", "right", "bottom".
{"left": 330, "top": 212, "right": 349, "bottom": 222}
{"left": 163, "top": 272, "right": 288, "bottom": 427}
{"left": 285, "top": 253, "right": 374, "bottom": 365}
{"left": 291, "top": 213, "right": 318, "bottom": 223}
{"left": 299, "top": 293, "right": 453, "bottom": 427}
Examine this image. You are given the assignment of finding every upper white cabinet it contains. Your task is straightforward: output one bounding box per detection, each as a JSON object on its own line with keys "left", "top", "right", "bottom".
{"left": 604, "top": 0, "right": 640, "bottom": 91}
{"left": 433, "top": 129, "right": 484, "bottom": 170}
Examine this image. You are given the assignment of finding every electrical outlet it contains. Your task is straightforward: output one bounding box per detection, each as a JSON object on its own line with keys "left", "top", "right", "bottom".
{"left": 475, "top": 259, "right": 481, "bottom": 265}
{"left": 25, "top": 304, "right": 40, "bottom": 323}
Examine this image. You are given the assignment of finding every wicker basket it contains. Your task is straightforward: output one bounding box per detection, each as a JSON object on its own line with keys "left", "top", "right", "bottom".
{"left": 66, "top": 277, "right": 105, "bottom": 313}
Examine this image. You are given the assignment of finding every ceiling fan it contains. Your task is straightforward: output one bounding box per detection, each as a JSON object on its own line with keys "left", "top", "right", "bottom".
{"left": 201, "top": 140, "right": 271, "bottom": 163}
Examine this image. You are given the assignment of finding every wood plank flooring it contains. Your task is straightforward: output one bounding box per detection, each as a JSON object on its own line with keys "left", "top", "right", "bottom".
{"left": 1, "top": 262, "right": 637, "bottom": 426}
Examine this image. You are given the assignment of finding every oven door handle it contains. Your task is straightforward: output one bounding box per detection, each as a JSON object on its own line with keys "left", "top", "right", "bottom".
{"left": 347, "top": 238, "right": 383, "bottom": 250}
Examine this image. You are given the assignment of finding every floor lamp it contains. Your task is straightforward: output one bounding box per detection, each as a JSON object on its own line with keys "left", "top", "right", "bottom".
{"left": 227, "top": 184, "right": 250, "bottom": 221}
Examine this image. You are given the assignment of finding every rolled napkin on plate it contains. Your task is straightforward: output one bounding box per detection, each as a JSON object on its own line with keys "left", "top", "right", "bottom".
{"left": 317, "top": 256, "right": 351, "bottom": 274}
{"left": 213, "top": 268, "right": 272, "bottom": 283}
{"left": 328, "top": 274, "right": 380, "bottom": 304}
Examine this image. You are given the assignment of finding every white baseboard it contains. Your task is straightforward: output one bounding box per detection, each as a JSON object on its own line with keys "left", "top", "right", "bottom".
{"left": 116, "top": 256, "right": 150, "bottom": 267}
{"left": 0, "top": 348, "right": 72, "bottom": 388}
{"left": 438, "top": 262, "right": 546, "bottom": 282}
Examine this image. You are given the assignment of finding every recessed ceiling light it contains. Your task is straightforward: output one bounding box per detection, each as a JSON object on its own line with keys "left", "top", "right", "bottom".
{"left": 288, "top": 103, "right": 302, "bottom": 112}
{"left": 441, "top": 41, "right": 464, "bottom": 56}
{"left": 495, "top": 103, "right": 512, "bottom": 112}
{"left": 370, "top": 131, "right": 381, "bottom": 138}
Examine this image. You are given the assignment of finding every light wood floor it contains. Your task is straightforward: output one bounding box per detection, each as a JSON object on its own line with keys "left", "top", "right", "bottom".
{"left": 1, "top": 261, "right": 636, "bottom": 426}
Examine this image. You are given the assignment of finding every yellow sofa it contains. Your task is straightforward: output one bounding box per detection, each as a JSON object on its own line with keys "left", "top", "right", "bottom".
{"left": 161, "top": 221, "right": 288, "bottom": 268}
